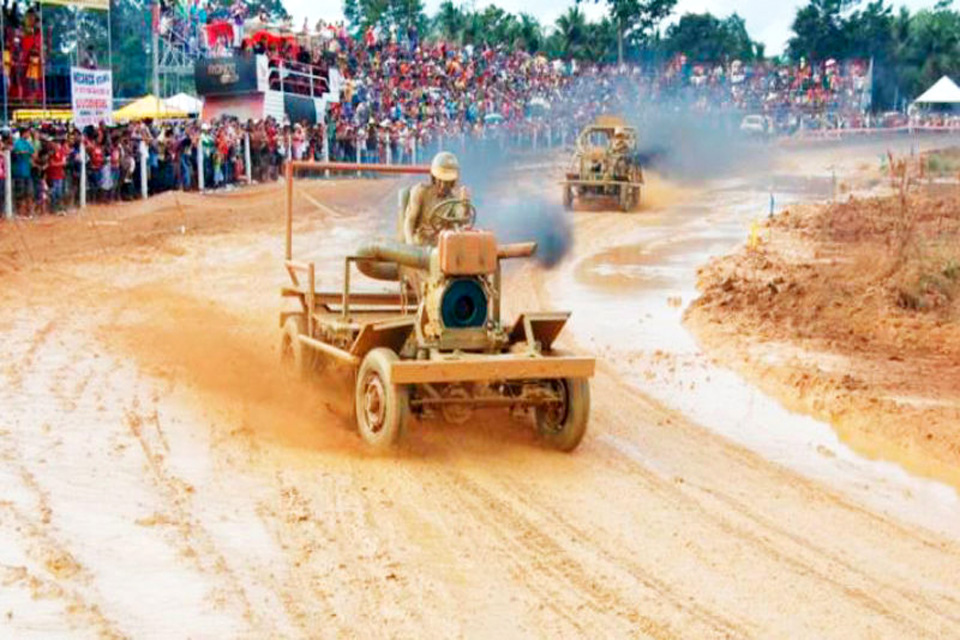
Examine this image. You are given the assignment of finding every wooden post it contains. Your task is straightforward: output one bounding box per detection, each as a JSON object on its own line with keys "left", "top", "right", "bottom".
{"left": 79, "top": 144, "right": 87, "bottom": 209}
{"left": 244, "top": 132, "right": 252, "bottom": 184}
{"left": 4, "top": 148, "right": 12, "bottom": 219}
{"left": 140, "top": 141, "right": 148, "bottom": 200}
{"left": 356, "top": 136, "right": 361, "bottom": 177}
{"left": 197, "top": 144, "right": 205, "bottom": 192}
{"left": 285, "top": 162, "right": 294, "bottom": 261}
{"left": 323, "top": 131, "right": 330, "bottom": 178}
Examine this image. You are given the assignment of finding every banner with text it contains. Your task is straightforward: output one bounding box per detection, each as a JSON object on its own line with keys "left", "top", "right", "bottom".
{"left": 71, "top": 67, "right": 113, "bottom": 128}
{"left": 41, "top": 0, "right": 110, "bottom": 10}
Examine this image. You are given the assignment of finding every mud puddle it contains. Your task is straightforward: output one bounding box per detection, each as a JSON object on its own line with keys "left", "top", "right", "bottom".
{"left": 553, "top": 169, "right": 960, "bottom": 539}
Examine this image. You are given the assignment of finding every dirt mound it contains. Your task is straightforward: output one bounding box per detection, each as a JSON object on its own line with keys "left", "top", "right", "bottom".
{"left": 687, "top": 186, "right": 960, "bottom": 486}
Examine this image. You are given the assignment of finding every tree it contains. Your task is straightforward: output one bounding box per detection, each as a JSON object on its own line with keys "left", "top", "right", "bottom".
{"left": 344, "top": 0, "right": 425, "bottom": 35}
{"left": 899, "top": 1, "right": 960, "bottom": 98}
{"left": 514, "top": 14, "right": 544, "bottom": 53}
{"left": 580, "top": 0, "right": 677, "bottom": 63}
{"left": 552, "top": 6, "right": 588, "bottom": 58}
{"left": 787, "top": 0, "right": 848, "bottom": 61}
{"left": 663, "top": 12, "right": 761, "bottom": 62}
{"left": 433, "top": 0, "right": 466, "bottom": 43}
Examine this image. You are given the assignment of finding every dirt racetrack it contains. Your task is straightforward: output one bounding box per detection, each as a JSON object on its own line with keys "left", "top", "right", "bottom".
{"left": 3, "top": 144, "right": 960, "bottom": 638}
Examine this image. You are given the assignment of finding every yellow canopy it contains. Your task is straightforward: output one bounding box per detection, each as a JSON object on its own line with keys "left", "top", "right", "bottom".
{"left": 113, "top": 95, "right": 189, "bottom": 121}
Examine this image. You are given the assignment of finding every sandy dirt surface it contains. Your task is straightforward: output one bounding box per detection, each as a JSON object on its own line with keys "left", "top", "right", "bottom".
{"left": 687, "top": 174, "right": 960, "bottom": 489}
{"left": 2, "top": 154, "right": 960, "bottom": 638}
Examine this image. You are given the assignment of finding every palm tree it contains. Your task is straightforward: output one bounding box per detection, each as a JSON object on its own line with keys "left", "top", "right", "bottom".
{"left": 555, "top": 6, "right": 588, "bottom": 58}
{"left": 433, "top": 0, "right": 466, "bottom": 43}
{"left": 514, "top": 14, "right": 544, "bottom": 53}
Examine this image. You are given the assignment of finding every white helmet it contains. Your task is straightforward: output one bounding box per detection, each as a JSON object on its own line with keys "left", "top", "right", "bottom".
{"left": 430, "top": 151, "right": 460, "bottom": 182}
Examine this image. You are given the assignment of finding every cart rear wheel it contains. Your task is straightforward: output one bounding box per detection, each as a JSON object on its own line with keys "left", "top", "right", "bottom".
{"left": 281, "top": 316, "right": 313, "bottom": 380}
{"left": 535, "top": 378, "right": 590, "bottom": 452}
{"left": 355, "top": 348, "right": 409, "bottom": 450}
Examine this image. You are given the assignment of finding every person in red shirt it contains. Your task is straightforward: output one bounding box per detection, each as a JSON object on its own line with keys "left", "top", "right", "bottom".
{"left": 46, "top": 139, "right": 66, "bottom": 214}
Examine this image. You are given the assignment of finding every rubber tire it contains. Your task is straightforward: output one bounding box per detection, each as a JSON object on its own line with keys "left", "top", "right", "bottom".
{"left": 281, "top": 316, "right": 313, "bottom": 380}
{"left": 563, "top": 185, "right": 574, "bottom": 210}
{"left": 536, "top": 378, "right": 590, "bottom": 452}
{"left": 355, "top": 348, "right": 409, "bottom": 450}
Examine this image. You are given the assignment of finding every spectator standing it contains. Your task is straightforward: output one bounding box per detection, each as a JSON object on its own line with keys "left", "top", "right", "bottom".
{"left": 12, "top": 130, "right": 35, "bottom": 216}
{"left": 230, "top": 1, "right": 247, "bottom": 49}
{"left": 46, "top": 138, "right": 66, "bottom": 214}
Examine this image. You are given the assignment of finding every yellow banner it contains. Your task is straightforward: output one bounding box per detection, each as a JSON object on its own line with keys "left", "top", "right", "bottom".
{"left": 40, "top": 0, "right": 110, "bottom": 10}
{"left": 13, "top": 109, "right": 74, "bottom": 122}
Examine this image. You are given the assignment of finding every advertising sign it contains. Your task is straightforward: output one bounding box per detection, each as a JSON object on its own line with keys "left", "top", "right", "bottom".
{"left": 71, "top": 67, "right": 113, "bottom": 127}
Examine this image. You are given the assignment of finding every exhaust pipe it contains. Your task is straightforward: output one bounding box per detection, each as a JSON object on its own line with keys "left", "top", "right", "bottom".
{"left": 355, "top": 241, "right": 432, "bottom": 281}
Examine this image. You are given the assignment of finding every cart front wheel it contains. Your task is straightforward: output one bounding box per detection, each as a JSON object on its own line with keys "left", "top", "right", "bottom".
{"left": 535, "top": 378, "right": 590, "bottom": 452}
{"left": 355, "top": 348, "right": 409, "bottom": 450}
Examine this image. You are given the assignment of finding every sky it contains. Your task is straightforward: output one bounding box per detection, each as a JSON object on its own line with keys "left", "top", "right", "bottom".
{"left": 284, "top": 0, "right": 944, "bottom": 56}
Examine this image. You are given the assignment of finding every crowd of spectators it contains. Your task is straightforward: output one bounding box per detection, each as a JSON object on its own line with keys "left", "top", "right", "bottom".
{"left": 0, "top": 8, "right": 956, "bottom": 221}
{"left": 2, "top": 3, "right": 45, "bottom": 104}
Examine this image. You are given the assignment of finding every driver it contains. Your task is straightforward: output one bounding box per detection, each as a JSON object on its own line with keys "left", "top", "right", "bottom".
{"left": 404, "top": 151, "right": 470, "bottom": 246}
{"left": 611, "top": 128, "right": 630, "bottom": 154}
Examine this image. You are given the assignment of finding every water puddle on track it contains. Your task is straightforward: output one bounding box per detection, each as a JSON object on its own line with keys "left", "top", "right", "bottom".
{"left": 552, "top": 173, "right": 960, "bottom": 539}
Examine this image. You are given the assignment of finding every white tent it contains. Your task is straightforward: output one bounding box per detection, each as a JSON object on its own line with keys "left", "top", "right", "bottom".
{"left": 163, "top": 93, "right": 204, "bottom": 115}
{"left": 913, "top": 76, "right": 960, "bottom": 105}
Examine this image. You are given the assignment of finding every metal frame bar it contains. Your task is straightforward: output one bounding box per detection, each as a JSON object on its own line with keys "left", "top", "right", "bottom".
{"left": 391, "top": 356, "right": 596, "bottom": 385}
{"left": 298, "top": 335, "right": 359, "bottom": 366}
{"left": 562, "top": 180, "right": 644, "bottom": 188}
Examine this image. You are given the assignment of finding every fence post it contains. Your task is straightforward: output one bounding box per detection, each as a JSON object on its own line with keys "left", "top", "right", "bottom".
{"left": 439, "top": 132, "right": 444, "bottom": 151}
{"left": 140, "top": 141, "right": 148, "bottom": 200}
{"left": 412, "top": 136, "right": 418, "bottom": 165}
{"left": 4, "top": 148, "right": 12, "bottom": 219}
{"left": 356, "top": 136, "right": 362, "bottom": 177}
{"left": 197, "top": 143, "right": 205, "bottom": 192}
{"left": 244, "top": 132, "right": 252, "bottom": 184}
{"left": 385, "top": 139, "right": 392, "bottom": 165}
{"left": 323, "top": 132, "right": 330, "bottom": 178}
{"left": 533, "top": 128, "right": 538, "bottom": 152}
{"left": 547, "top": 125, "right": 552, "bottom": 149}
{"left": 79, "top": 145, "right": 87, "bottom": 209}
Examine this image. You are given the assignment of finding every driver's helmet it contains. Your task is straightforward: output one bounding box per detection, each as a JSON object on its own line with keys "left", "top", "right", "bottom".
{"left": 430, "top": 151, "right": 460, "bottom": 183}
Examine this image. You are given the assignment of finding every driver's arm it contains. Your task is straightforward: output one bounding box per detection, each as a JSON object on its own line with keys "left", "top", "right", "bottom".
{"left": 404, "top": 184, "right": 425, "bottom": 244}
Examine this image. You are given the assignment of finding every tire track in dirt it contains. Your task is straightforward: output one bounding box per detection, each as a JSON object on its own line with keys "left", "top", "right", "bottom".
{"left": 473, "top": 467, "right": 754, "bottom": 638}
{"left": 0, "top": 437, "right": 125, "bottom": 637}
{"left": 588, "top": 368, "right": 960, "bottom": 637}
